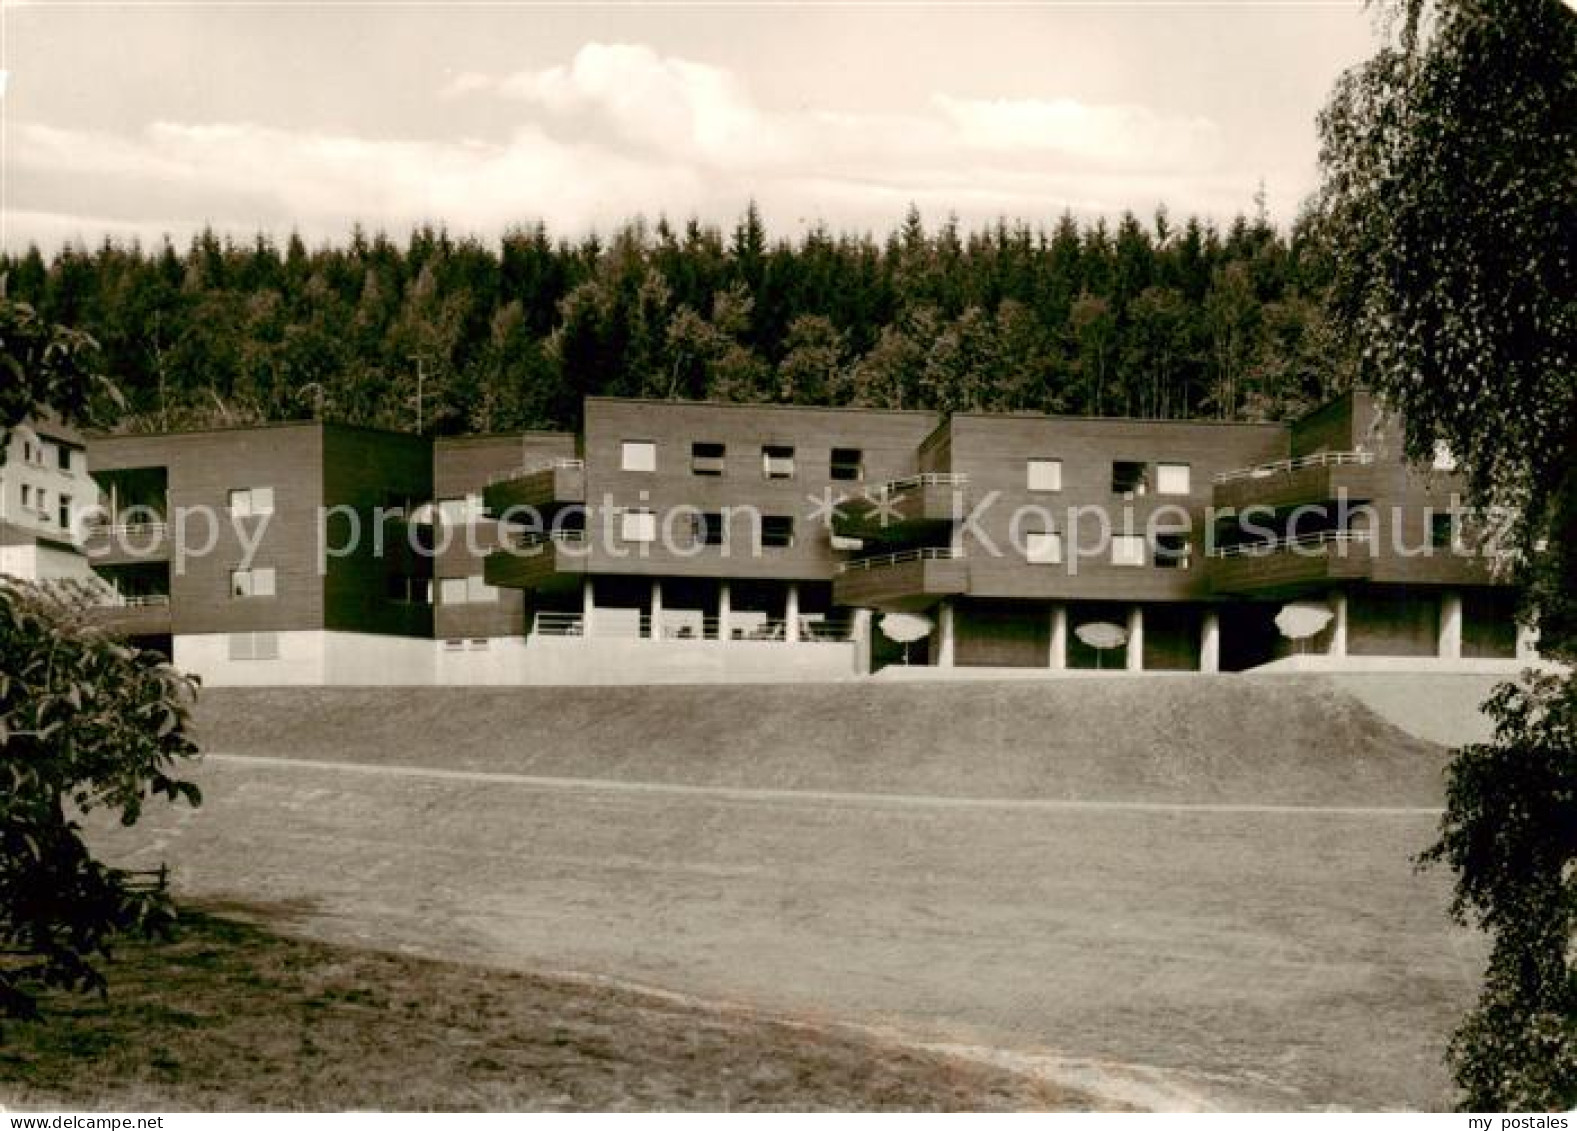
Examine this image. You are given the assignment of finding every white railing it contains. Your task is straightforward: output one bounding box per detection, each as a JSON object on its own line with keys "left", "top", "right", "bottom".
{"left": 1208, "top": 530, "right": 1375, "bottom": 559}
{"left": 92, "top": 593, "right": 171, "bottom": 609}
{"left": 533, "top": 611, "right": 852, "bottom": 643}
{"left": 83, "top": 520, "right": 168, "bottom": 540}
{"left": 837, "top": 546, "right": 963, "bottom": 574}
{"left": 504, "top": 528, "right": 587, "bottom": 555}
{"left": 1213, "top": 450, "right": 1375, "bottom": 484}
{"left": 533, "top": 611, "right": 586, "bottom": 636}
{"left": 874, "top": 472, "right": 969, "bottom": 495}
{"left": 487, "top": 458, "right": 585, "bottom": 487}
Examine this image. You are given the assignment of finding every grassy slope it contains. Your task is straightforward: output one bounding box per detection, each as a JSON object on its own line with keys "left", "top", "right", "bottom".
{"left": 193, "top": 676, "right": 1451, "bottom": 807}
{"left": 0, "top": 908, "right": 1096, "bottom": 1112}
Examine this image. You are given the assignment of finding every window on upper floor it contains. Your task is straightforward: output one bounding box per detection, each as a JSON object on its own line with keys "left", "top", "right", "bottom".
{"left": 1025, "top": 530, "right": 1063, "bottom": 565}
{"left": 1431, "top": 513, "right": 1462, "bottom": 551}
{"left": 691, "top": 442, "right": 726, "bottom": 476}
{"left": 760, "top": 515, "right": 795, "bottom": 549}
{"left": 33, "top": 441, "right": 54, "bottom": 468}
{"left": 56, "top": 445, "right": 74, "bottom": 473}
{"left": 622, "top": 440, "right": 657, "bottom": 472}
{"left": 1027, "top": 458, "right": 1063, "bottom": 492}
{"left": 20, "top": 484, "right": 30, "bottom": 508}
{"left": 439, "top": 577, "right": 469, "bottom": 605}
{"left": 230, "top": 566, "right": 277, "bottom": 598}
{"left": 1153, "top": 533, "right": 1192, "bottom": 569}
{"left": 1156, "top": 463, "right": 1191, "bottom": 496}
{"left": 467, "top": 574, "right": 497, "bottom": 603}
{"left": 34, "top": 488, "right": 48, "bottom": 516}
{"left": 57, "top": 496, "right": 72, "bottom": 530}
{"left": 1112, "top": 462, "right": 1148, "bottom": 497}
{"left": 229, "top": 487, "right": 275, "bottom": 517}
{"left": 830, "top": 448, "right": 863, "bottom": 481}
{"left": 1111, "top": 535, "right": 1147, "bottom": 567}
{"left": 621, "top": 509, "right": 657, "bottom": 543}
{"left": 763, "top": 445, "right": 795, "bottom": 480}
{"left": 693, "top": 511, "right": 726, "bottom": 547}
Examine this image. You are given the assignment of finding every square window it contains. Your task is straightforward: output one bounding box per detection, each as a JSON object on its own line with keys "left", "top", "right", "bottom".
{"left": 1112, "top": 462, "right": 1148, "bottom": 497}
{"left": 691, "top": 442, "right": 726, "bottom": 476}
{"left": 253, "top": 631, "right": 280, "bottom": 660}
{"left": 694, "top": 512, "right": 725, "bottom": 547}
{"left": 252, "top": 567, "right": 276, "bottom": 597}
{"left": 1112, "top": 535, "right": 1147, "bottom": 566}
{"left": 621, "top": 440, "right": 657, "bottom": 472}
{"left": 621, "top": 509, "right": 657, "bottom": 543}
{"left": 228, "top": 489, "right": 252, "bottom": 516}
{"left": 466, "top": 575, "right": 497, "bottom": 602}
{"left": 830, "top": 448, "right": 863, "bottom": 481}
{"left": 1156, "top": 463, "right": 1191, "bottom": 496}
{"left": 231, "top": 567, "right": 275, "bottom": 597}
{"left": 439, "top": 577, "right": 469, "bottom": 605}
{"left": 1153, "top": 533, "right": 1192, "bottom": 569}
{"left": 1027, "top": 459, "right": 1063, "bottom": 492}
{"left": 1026, "top": 530, "right": 1063, "bottom": 564}
{"left": 252, "top": 487, "right": 275, "bottom": 514}
{"left": 760, "top": 515, "right": 795, "bottom": 548}
{"left": 763, "top": 445, "right": 795, "bottom": 479}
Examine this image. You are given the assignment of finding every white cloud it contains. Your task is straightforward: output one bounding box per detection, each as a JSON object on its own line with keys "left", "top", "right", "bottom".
{"left": 7, "top": 41, "right": 1294, "bottom": 250}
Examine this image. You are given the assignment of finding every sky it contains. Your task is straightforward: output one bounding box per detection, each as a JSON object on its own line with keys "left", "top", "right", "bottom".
{"left": 0, "top": 1, "right": 1385, "bottom": 252}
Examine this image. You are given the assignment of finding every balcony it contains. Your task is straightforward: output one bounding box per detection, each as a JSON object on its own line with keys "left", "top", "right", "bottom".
{"left": 832, "top": 546, "right": 968, "bottom": 611}
{"left": 532, "top": 610, "right": 853, "bottom": 642}
{"left": 483, "top": 459, "right": 585, "bottom": 518}
{"left": 1212, "top": 451, "right": 1377, "bottom": 512}
{"left": 483, "top": 529, "right": 589, "bottom": 592}
{"left": 831, "top": 473, "right": 969, "bottom": 543}
{"left": 88, "top": 592, "right": 172, "bottom": 636}
{"left": 81, "top": 520, "right": 170, "bottom": 564}
{"left": 1207, "top": 530, "right": 1374, "bottom": 595}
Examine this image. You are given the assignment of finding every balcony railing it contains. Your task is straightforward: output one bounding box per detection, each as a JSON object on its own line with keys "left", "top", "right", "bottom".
{"left": 874, "top": 472, "right": 970, "bottom": 494}
{"left": 503, "top": 528, "right": 587, "bottom": 555}
{"left": 533, "top": 610, "right": 852, "bottom": 642}
{"left": 91, "top": 593, "right": 171, "bottom": 609}
{"left": 837, "top": 546, "right": 963, "bottom": 574}
{"left": 1213, "top": 450, "right": 1374, "bottom": 484}
{"left": 83, "top": 520, "right": 169, "bottom": 541}
{"left": 1208, "top": 530, "right": 1374, "bottom": 559}
{"left": 486, "top": 458, "right": 585, "bottom": 486}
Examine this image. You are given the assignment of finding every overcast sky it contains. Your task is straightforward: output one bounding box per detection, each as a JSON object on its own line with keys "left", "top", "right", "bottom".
{"left": 0, "top": 2, "right": 1384, "bottom": 251}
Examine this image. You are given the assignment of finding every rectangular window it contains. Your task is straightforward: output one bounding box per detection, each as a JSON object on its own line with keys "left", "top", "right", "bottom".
{"left": 35, "top": 441, "right": 54, "bottom": 468}
{"left": 760, "top": 515, "right": 795, "bottom": 549}
{"left": 20, "top": 484, "right": 30, "bottom": 508}
{"left": 1156, "top": 463, "right": 1191, "bottom": 496}
{"left": 465, "top": 575, "right": 497, "bottom": 603}
{"left": 1112, "top": 536, "right": 1147, "bottom": 567}
{"left": 227, "top": 631, "right": 280, "bottom": 661}
{"left": 57, "top": 496, "right": 71, "bottom": 529}
{"left": 830, "top": 448, "right": 863, "bottom": 481}
{"left": 1112, "top": 462, "right": 1148, "bottom": 497}
{"left": 1025, "top": 530, "right": 1063, "bottom": 564}
{"left": 443, "top": 638, "right": 466, "bottom": 652}
{"left": 621, "top": 509, "right": 657, "bottom": 543}
{"left": 230, "top": 566, "right": 277, "bottom": 598}
{"left": 1027, "top": 458, "right": 1063, "bottom": 492}
{"left": 439, "top": 577, "right": 469, "bottom": 605}
{"left": 1431, "top": 513, "right": 1459, "bottom": 550}
{"left": 1153, "top": 533, "right": 1192, "bottom": 569}
{"left": 34, "top": 488, "right": 47, "bottom": 515}
{"left": 694, "top": 511, "right": 725, "bottom": 547}
{"left": 763, "top": 445, "right": 795, "bottom": 479}
{"left": 228, "top": 487, "right": 275, "bottom": 516}
{"left": 621, "top": 440, "right": 657, "bottom": 472}
{"left": 467, "top": 638, "right": 490, "bottom": 651}
{"left": 691, "top": 442, "right": 726, "bottom": 476}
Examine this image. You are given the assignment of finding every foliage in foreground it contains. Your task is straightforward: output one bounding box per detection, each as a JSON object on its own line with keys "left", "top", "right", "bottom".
{"left": 0, "top": 582, "right": 202, "bottom": 1022}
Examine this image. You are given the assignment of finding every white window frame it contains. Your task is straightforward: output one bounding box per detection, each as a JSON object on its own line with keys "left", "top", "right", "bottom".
{"left": 1026, "top": 459, "right": 1063, "bottom": 492}
{"left": 230, "top": 566, "right": 277, "bottom": 598}
{"left": 1156, "top": 463, "right": 1191, "bottom": 496}
{"left": 439, "top": 577, "right": 469, "bottom": 605}
{"left": 465, "top": 574, "right": 497, "bottom": 603}
{"left": 762, "top": 446, "right": 796, "bottom": 480}
{"left": 621, "top": 509, "right": 657, "bottom": 543}
{"left": 229, "top": 487, "right": 275, "bottom": 517}
{"left": 621, "top": 440, "right": 657, "bottom": 472}
{"left": 1111, "top": 536, "right": 1147, "bottom": 567}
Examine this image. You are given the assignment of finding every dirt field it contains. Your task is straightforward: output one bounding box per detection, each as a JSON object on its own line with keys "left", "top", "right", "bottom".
{"left": 79, "top": 676, "right": 1485, "bottom": 1112}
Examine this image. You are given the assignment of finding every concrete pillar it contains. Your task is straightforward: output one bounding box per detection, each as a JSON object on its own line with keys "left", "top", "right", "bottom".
{"left": 937, "top": 600, "right": 956, "bottom": 668}
{"left": 581, "top": 577, "right": 596, "bottom": 637}
{"left": 1516, "top": 620, "right": 1540, "bottom": 661}
{"left": 852, "top": 608, "right": 873, "bottom": 676}
{"left": 1329, "top": 591, "right": 1348, "bottom": 657}
{"left": 1437, "top": 590, "right": 1463, "bottom": 660}
{"left": 649, "top": 578, "right": 663, "bottom": 641}
{"left": 1125, "top": 605, "right": 1145, "bottom": 671}
{"left": 785, "top": 582, "right": 800, "bottom": 643}
{"left": 1200, "top": 609, "right": 1221, "bottom": 674}
{"left": 718, "top": 582, "right": 732, "bottom": 642}
{"left": 1048, "top": 602, "right": 1067, "bottom": 670}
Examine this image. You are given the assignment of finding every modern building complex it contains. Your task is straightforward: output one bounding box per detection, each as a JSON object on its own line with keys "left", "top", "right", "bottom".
{"left": 1, "top": 389, "right": 1538, "bottom": 686}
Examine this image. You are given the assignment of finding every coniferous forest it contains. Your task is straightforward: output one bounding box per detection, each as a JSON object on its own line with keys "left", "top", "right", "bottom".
{"left": 0, "top": 202, "right": 1355, "bottom": 435}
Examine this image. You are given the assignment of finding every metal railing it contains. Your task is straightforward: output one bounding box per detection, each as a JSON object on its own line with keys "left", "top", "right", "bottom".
{"left": 83, "top": 520, "right": 169, "bottom": 540}
{"left": 837, "top": 546, "right": 963, "bottom": 574}
{"left": 504, "top": 528, "right": 587, "bottom": 555}
{"left": 1213, "top": 450, "right": 1375, "bottom": 484}
{"left": 533, "top": 611, "right": 853, "bottom": 643}
{"left": 92, "top": 593, "right": 171, "bottom": 609}
{"left": 486, "top": 458, "right": 585, "bottom": 486}
{"left": 1208, "top": 530, "right": 1374, "bottom": 559}
{"left": 872, "top": 472, "right": 970, "bottom": 495}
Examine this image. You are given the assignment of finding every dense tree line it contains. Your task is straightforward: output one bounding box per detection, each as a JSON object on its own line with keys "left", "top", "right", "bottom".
{"left": 0, "top": 203, "right": 1353, "bottom": 435}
